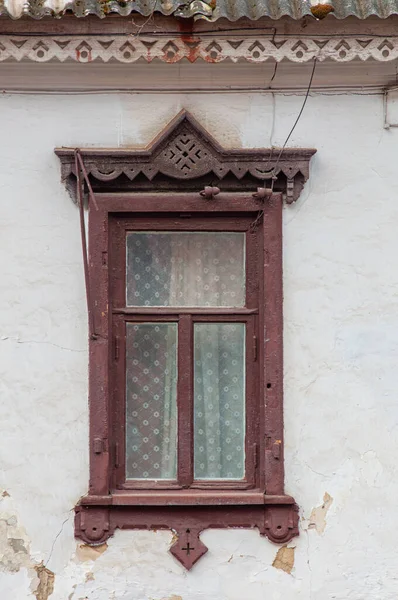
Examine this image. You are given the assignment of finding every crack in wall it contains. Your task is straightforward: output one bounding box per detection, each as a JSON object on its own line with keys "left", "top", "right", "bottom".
{"left": 45, "top": 512, "right": 73, "bottom": 568}
{"left": 1, "top": 335, "right": 86, "bottom": 353}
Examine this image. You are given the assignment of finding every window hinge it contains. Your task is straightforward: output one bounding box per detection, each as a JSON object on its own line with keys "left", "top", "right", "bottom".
{"left": 113, "top": 335, "right": 120, "bottom": 361}
{"left": 253, "top": 335, "right": 258, "bottom": 361}
{"left": 272, "top": 441, "right": 281, "bottom": 460}
{"left": 253, "top": 443, "right": 259, "bottom": 468}
{"left": 102, "top": 251, "right": 108, "bottom": 267}
{"left": 93, "top": 437, "right": 104, "bottom": 454}
{"left": 114, "top": 442, "right": 120, "bottom": 468}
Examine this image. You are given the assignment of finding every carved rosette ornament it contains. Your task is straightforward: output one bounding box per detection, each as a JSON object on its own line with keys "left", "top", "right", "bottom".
{"left": 56, "top": 110, "right": 316, "bottom": 204}
{"left": 57, "top": 111, "right": 314, "bottom": 570}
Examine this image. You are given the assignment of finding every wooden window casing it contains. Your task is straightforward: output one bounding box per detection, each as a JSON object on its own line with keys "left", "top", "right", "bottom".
{"left": 74, "top": 192, "right": 299, "bottom": 569}
{"left": 55, "top": 111, "right": 316, "bottom": 569}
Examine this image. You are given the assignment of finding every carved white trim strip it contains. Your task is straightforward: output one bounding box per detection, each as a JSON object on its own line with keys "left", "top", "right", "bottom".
{"left": 1, "top": 35, "right": 398, "bottom": 63}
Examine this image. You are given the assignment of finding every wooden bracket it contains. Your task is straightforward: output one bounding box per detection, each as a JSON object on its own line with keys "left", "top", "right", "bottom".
{"left": 75, "top": 506, "right": 114, "bottom": 546}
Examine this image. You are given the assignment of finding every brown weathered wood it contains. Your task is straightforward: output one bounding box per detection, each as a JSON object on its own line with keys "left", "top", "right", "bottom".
{"left": 55, "top": 111, "right": 316, "bottom": 204}
{"left": 55, "top": 114, "right": 306, "bottom": 569}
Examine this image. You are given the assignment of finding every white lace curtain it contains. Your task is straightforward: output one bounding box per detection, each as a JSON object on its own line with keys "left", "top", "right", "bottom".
{"left": 126, "top": 232, "right": 246, "bottom": 481}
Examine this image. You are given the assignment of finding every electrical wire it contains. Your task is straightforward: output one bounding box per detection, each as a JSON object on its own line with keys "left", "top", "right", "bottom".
{"left": 250, "top": 54, "right": 317, "bottom": 225}
{"left": 268, "top": 61, "right": 278, "bottom": 88}
{"left": 272, "top": 57, "right": 317, "bottom": 179}
{"left": 264, "top": 64, "right": 277, "bottom": 172}
{"left": 251, "top": 59, "right": 316, "bottom": 230}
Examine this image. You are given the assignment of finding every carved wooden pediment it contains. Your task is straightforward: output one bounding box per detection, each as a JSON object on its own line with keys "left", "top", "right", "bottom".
{"left": 56, "top": 110, "right": 316, "bottom": 203}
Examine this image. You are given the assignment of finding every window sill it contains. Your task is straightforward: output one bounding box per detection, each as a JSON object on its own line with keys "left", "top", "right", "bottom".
{"left": 79, "top": 491, "right": 296, "bottom": 507}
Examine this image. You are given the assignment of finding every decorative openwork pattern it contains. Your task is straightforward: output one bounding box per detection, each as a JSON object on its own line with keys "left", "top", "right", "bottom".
{"left": 166, "top": 135, "right": 207, "bottom": 175}
{"left": 2, "top": 34, "right": 398, "bottom": 63}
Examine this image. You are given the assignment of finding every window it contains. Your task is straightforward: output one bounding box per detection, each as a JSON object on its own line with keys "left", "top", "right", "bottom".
{"left": 111, "top": 218, "right": 259, "bottom": 494}
{"left": 57, "top": 111, "right": 315, "bottom": 569}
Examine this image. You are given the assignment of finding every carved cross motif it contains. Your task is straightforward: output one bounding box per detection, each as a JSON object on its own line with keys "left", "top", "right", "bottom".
{"left": 169, "top": 527, "right": 208, "bottom": 570}
{"left": 181, "top": 541, "right": 194, "bottom": 555}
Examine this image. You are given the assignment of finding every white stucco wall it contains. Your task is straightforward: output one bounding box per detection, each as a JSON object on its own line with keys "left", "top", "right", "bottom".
{"left": 1, "top": 89, "right": 398, "bottom": 600}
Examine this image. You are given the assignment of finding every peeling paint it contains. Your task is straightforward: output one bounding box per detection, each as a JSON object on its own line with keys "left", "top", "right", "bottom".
{"left": 272, "top": 546, "right": 295, "bottom": 575}
{"left": 308, "top": 493, "right": 333, "bottom": 534}
{"left": 76, "top": 542, "right": 108, "bottom": 562}
{"left": 0, "top": 503, "right": 56, "bottom": 599}
{"left": 1, "top": 491, "right": 10, "bottom": 498}
{"left": 0, "top": 516, "right": 31, "bottom": 573}
{"left": 9, "top": 537, "right": 28, "bottom": 554}
{"left": 33, "top": 564, "right": 55, "bottom": 600}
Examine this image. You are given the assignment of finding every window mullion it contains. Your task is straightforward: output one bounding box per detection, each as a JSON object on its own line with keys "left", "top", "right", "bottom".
{"left": 177, "top": 314, "right": 193, "bottom": 487}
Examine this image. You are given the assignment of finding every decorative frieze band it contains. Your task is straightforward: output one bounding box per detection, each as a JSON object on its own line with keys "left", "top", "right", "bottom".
{"left": 1, "top": 34, "right": 398, "bottom": 63}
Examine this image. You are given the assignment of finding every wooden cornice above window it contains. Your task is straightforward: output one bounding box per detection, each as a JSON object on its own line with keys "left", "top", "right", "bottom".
{"left": 56, "top": 110, "right": 316, "bottom": 204}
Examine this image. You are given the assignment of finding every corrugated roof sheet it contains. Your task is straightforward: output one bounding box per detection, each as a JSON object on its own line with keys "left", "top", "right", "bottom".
{"left": 1, "top": 0, "right": 398, "bottom": 21}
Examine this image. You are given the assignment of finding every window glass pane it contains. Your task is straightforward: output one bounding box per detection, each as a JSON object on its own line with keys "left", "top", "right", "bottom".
{"left": 126, "top": 232, "right": 245, "bottom": 307}
{"left": 126, "top": 323, "right": 177, "bottom": 480}
{"left": 194, "top": 323, "right": 245, "bottom": 480}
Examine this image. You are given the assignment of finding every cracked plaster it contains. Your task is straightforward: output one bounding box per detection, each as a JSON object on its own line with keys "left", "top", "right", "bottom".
{"left": 272, "top": 546, "right": 295, "bottom": 575}
{"left": 1, "top": 91, "right": 398, "bottom": 599}
{"left": 307, "top": 493, "right": 334, "bottom": 535}
{"left": 0, "top": 492, "right": 55, "bottom": 599}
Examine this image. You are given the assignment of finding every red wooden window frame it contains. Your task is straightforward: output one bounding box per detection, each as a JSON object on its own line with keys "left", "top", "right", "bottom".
{"left": 75, "top": 191, "right": 299, "bottom": 569}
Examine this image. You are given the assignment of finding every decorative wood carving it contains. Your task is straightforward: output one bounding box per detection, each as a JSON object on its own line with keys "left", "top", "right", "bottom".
{"left": 56, "top": 110, "right": 316, "bottom": 204}
{"left": 75, "top": 502, "right": 299, "bottom": 569}
{"left": 56, "top": 112, "right": 314, "bottom": 570}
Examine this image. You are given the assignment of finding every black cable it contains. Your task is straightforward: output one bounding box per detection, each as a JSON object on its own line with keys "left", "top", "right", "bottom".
{"left": 273, "top": 57, "right": 317, "bottom": 175}
{"left": 268, "top": 61, "right": 278, "bottom": 87}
